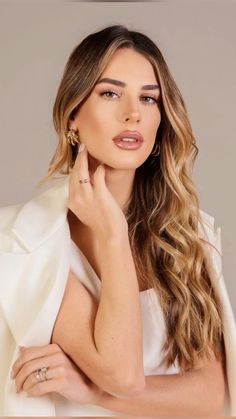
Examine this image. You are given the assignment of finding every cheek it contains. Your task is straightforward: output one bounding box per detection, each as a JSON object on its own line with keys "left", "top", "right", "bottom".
{"left": 152, "top": 107, "right": 161, "bottom": 125}
{"left": 144, "top": 103, "right": 161, "bottom": 118}
{"left": 145, "top": 110, "right": 161, "bottom": 135}
{"left": 78, "top": 110, "right": 106, "bottom": 140}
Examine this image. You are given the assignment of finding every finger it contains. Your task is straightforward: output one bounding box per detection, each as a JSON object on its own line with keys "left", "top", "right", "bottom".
{"left": 12, "top": 344, "right": 61, "bottom": 379}
{"left": 93, "top": 164, "right": 107, "bottom": 193}
{"left": 26, "top": 377, "right": 65, "bottom": 397}
{"left": 70, "top": 144, "right": 93, "bottom": 192}
{"left": 23, "top": 366, "right": 61, "bottom": 392}
{"left": 15, "top": 353, "right": 60, "bottom": 392}
{"left": 73, "top": 143, "right": 89, "bottom": 177}
{"left": 12, "top": 344, "right": 59, "bottom": 379}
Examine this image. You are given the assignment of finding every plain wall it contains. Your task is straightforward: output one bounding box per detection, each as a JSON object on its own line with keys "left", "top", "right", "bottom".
{"left": 0, "top": 0, "right": 235, "bottom": 315}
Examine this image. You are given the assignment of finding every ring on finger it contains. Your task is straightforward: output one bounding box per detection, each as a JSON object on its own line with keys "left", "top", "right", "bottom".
{"left": 34, "top": 366, "right": 49, "bottom": 382}
{"left": 78, "top": 178, "right": 90, "bottom": 184}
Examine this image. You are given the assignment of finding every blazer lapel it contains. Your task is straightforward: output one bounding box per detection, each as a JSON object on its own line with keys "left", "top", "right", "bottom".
{"left": 0, "top": 175, "right": 71, "bottom": 343}
{"left": 11, "top": 175, "right": 70, "bottom": 252}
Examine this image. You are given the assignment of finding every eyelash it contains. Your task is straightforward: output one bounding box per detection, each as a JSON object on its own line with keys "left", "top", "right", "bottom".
{"left": 99, "top": 90, "right": 159, "bottom": 105}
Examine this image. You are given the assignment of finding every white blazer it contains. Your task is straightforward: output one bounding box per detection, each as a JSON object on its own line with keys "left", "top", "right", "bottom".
{"left": 0, "top": 175, "right": 236, "bottom": 416}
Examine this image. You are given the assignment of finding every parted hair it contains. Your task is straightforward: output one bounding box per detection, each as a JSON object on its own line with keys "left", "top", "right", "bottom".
{"left": 39, "top": 25, "right": 224, "bottom": 372}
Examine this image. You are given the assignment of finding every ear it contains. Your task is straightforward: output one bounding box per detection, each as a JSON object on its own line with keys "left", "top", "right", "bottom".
{"left": 68, "top": 121, "right": 76, "bottom": 130}
{"left": 68, "top": 115, "right": 79, "bottom": 132}
{"left": 69, "top": 106, "right": 80, "bottom": 126}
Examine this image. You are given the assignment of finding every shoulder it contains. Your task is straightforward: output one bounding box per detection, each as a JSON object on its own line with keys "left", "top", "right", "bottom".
{"left": 199, "top": 208, "right": 216, "bottom": 231}
{"left": 198, "top": 208, "right": 222, "bottom": 278}
{"left": 0, "top": 176, "right": 70, "bottom": 252}
{"left": 0, "top": 203, "right": 23, "bottom": 230}
{"left": 198, "top": 208, "right": 221, "bottom": 248}
{"left": 0, "top": 203, "right": 23, "bottom": 252}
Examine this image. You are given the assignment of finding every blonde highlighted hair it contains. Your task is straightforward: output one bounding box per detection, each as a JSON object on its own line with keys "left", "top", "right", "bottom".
{"left": 40, "top": 25, "right": 224, "bottom": 372}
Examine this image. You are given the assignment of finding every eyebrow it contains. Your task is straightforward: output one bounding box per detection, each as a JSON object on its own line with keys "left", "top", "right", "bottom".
{"left": 96, "top": 77, "right": 160, "bottom": 90}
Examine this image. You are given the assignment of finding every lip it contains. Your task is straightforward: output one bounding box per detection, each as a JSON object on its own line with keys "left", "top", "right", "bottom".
{"left": 113, "top": 130, "right": 144, "bottom": 142}
{"left": 112, "top": 130, "right": 144, "bottom": 150}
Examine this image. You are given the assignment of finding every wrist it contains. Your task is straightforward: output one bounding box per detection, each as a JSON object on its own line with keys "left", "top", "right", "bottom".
{"left": 96, "top": 229, "right": 129, "bottom": 245}
{"left": 91, "top": 383, "right": 107, "bottom": 405}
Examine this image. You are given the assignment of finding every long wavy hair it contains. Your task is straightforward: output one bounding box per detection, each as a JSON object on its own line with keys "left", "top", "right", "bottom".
{"left": 39, "top": 25, "right": 224, "bottom": 372}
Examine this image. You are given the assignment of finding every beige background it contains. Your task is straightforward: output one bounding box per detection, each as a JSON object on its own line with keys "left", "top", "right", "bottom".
{"left": 0, "top": 1, "right": 235, "bottom": 315}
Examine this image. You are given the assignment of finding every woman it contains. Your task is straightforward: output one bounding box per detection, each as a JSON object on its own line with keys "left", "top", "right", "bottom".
{"left": 1, "top": 25, "right": 235, "bottom": 416}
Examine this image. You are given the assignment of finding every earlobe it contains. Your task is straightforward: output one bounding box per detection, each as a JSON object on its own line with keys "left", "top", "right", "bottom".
{"left": 66, "top": 128, "right": 80, "bottom": 147}
{"left": 68, "top": 120, "right": 77, "bottom": 130}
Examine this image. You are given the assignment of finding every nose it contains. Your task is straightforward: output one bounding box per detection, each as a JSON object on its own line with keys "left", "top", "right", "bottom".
{"left": 122, "top": 111, "right": 141, "bottom": 123}
{"left": 121, "top": 98, "right": 141, "bottom": 123}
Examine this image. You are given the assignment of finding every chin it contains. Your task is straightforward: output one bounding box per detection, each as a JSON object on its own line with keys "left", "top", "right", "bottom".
{"left": 105, "top": 159, "right": 144, "bottom": 171}
{"left": 89, "top": 151, "right": 148, "bottom": 171}
{"left": 114, "top": 155, "right": 149, "bottom": 169}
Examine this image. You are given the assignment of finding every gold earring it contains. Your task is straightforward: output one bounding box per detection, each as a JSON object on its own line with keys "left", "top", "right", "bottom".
{"left": 66, "top": 128, "right": 80, "bottom": 146}
{"left": 151, "top": 142, "right": 160, "bottom": 156}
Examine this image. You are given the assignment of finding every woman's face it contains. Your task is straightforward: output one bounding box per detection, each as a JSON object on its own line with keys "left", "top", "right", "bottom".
{"left": 70, "top": 48, "right": 161, "bottom": 170}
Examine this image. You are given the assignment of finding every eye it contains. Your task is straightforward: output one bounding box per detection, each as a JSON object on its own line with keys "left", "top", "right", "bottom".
{"left": 141, "top": 96, "right": 159, "bottom": 105}
{"left": 100, "top": 90, "right": 120, "bottom": 99}
{"left": 99, "top": 90, "right": 160, "bottom": 105}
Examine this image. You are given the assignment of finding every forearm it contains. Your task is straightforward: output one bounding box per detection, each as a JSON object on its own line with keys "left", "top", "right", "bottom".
{"left": 51, "top": 233, "right": 145, "bottom": 395}
{"left": 96, "top": 368, "right": 225, "bottom": 416}
{"left": 94, "top": 234, "right": 144, "bottom": 383}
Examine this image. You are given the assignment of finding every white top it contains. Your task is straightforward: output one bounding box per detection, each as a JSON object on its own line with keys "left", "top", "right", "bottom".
{"left": 1, "top": 175, "right": 235, "bottom": 416}
{"left": 54, "top": 239, "right": 179, "bottom": 416}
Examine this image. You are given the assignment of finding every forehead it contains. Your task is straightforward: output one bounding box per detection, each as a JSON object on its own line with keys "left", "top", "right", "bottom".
{"left": 101, "top": 48, "right": 157, "bottom": 84}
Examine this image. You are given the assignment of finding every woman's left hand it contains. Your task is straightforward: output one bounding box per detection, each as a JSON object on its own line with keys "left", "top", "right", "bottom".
{"left": 11, "top": 344, "right": 102, "bottom": 404}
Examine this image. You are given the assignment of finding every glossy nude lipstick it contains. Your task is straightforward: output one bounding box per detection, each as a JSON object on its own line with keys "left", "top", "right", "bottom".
{"left": 112, "top": 130, "right": 144, "bottom": 150}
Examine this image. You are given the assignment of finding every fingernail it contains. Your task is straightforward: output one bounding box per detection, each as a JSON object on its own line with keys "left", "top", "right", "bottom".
{"left": 10, "top": 370, "right": 14, "bottom": 379}
{"left": 79, "top": 143, "right": 85, "bottom": 153}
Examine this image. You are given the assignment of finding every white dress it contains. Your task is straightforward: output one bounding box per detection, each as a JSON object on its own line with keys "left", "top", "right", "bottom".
{"left": 54, "top": 239, "right": 180, "bottom": 416}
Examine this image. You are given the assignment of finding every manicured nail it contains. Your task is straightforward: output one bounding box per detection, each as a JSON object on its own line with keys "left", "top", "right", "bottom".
{"left": 79, "top": 143, "right": 85, "bottom": 153}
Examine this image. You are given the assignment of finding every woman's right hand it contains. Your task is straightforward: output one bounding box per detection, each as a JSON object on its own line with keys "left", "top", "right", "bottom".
{"left": 67, "top": 144, "right": 128, "bottom": 241}
{"left": 12, "top": 344, "right": 103, "bottom": 405}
